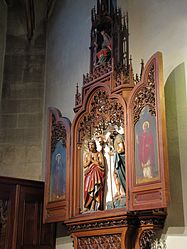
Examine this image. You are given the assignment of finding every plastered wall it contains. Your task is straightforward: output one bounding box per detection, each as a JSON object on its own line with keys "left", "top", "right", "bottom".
{"left": 45, "top": 0, "right": 187, "bottom": 247}
{"left": 126, "top": 0, "right": 187, "bottom": 247}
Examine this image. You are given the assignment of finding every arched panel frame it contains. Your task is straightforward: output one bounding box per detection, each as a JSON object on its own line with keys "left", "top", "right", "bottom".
{"left": 69, "top": 81, "right": 129, "bottom": 223}
{"left": 43, "top": 107, "right": 71, "bottom": 223}
{"left": 127, "top": 52, "right": 170, "bottom": 211}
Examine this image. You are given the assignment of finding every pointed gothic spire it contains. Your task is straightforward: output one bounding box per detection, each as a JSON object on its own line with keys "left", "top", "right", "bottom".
{"left": 140, "top": 59, "right": 144, "bottom": 79}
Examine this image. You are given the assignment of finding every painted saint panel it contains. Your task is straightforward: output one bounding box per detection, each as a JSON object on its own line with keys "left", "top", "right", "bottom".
{"left": 128, "top": 52, "right": 170, "bottom": 211}
{"left": 50, "top": 140, "right": 66, "bottom": 201}
{"left": 48, "top": 111, "right": 68, "bottom": 202}
{"left": 134, "top": 105, "right": 159, "bottom": 184}
{"left": 43, "top": 107, "right": 71, "bottom": 223}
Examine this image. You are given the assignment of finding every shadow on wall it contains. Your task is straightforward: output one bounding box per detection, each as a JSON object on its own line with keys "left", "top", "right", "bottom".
{"left": 164, "top": 63, "right": 187, "bottom": 233}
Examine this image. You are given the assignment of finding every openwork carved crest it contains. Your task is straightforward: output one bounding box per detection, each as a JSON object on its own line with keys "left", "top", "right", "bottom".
{"left": 78, "top": 234, "right": 121, "bottom": 249}
{"left": 51, "top": 114, "right": 67, "bottom": 152}
{"left": 78, "top": 89, "right": 124, "bottom": 142}
{"left": 83, "top": 62, "right": 112, "bottom": 85}
{"left": 133, "top": 63, "right": 155, "bottom": 124}
{"left": 114, "top": 70, "right": 131, "bottom": 87}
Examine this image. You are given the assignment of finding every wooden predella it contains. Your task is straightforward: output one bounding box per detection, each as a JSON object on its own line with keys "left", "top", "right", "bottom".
{"left": 43, "top": 0, "right": 170, "bottom": 248}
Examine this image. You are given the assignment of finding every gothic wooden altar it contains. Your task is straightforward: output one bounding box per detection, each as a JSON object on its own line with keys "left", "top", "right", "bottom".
{"left": 43, "top": 0, "right": 170, "bottom": 248}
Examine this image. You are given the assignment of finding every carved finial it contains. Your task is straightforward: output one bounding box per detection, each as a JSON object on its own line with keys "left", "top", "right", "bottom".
{"left": 75, "top": 83, "right": 81, "bottom": 106}
{"left": 128, "top": 55, "right": 134, "bottom": 84}
{"left": 123, "top": 14, "right": 126, "bottom": 29}
{"left": 135, "top": 73, "right": 139, "bottom": 84}
{"left": 76, "top": 83, "right": 79, "bottom": 94}
{"left": 129, "top": 55, "right": 132, "bottom": 66}
{"left": 140, "top": 59, "right": 144, "bottom": 79}
{"left": 129, "top": 55, "right": 133, "bottom": 74}
{"left": 126, "top": 12, "right": 129, "bottom": 29}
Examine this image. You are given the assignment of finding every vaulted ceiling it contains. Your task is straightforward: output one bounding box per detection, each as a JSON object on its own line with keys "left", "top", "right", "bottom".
{"left": 5, "top": 0, "right": 56, "bottom": 40}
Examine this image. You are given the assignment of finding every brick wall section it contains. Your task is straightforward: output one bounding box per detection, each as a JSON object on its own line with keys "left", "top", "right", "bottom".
{"left": 0, "top": 8, "right": 46, "bottom": 180}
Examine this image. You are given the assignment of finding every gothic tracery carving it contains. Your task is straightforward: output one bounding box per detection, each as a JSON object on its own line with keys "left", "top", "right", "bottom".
{"left": 51, "top": 113, "right": 67, "bottom": 153}
{"left": 133, "top": 63, "right": 156, "bottom": 124}
{"left": 78, "top": 89, "right": 124, "bottom": 142}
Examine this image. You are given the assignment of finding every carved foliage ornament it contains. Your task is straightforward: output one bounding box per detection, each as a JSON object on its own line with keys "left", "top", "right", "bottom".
{"left": 0, "top": 200, "right": 8, "bottom": 229}
{"left": 78, "top": 234, "right": 121, "bottom": 249}
{"left": 140, "top": 230, "right": 167, "bottom": 249}
{"left": 140, "top": 229, "right": 156, "bottom": 249}
{"left": 78, "top": 89, "right": 124, "bottom": 142}
{"left": 51, "top": 113, "right": 67, "bottom": 153}
{"left": 133, "top": 63, "right": 155, "bottom": 125}
{"left": 69, "top": 219, "right": 129, "bottom": 233}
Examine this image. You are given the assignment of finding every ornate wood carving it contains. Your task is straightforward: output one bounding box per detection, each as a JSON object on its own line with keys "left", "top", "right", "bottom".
{"left": 69, "top": 218, "right": 129, "bottom": 233}
{"left": 133, "top": 63, "right": 156, "bottom": 125}
{"left": 75, "top": 84, "right": 82, "bottom": 107}
{"left": 78, "top": 89, "right": 124, "bottom": 142}
{"left": 139, "top": 229, "right": 156, "bottom": 249}
{"left": 0, "top": 200, "right": 8, "bottom": 230}
{"left": 77, "top": 234, "right": 121, "bottom": 249}
{"left": 127, "top": 52, "right": 169, "bottom": 212}
{"left": 83, "top": 62, "right": 112, "bottom": 85}
{"left": 51, "top": 112, "right": 67, "bottom": 153}
{"left": 0, "top": 200, "right": 8, "bottom": 247}
{"left": 66, "top": 1, "right": 169, "bottom": 248}
{"left": 90, "top": 1, "right": 129, "bottom": 74}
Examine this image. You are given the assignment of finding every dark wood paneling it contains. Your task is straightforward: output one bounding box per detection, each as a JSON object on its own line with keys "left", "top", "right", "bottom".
{"left": 0, "top": 176, "right": 56, "bottom": 249}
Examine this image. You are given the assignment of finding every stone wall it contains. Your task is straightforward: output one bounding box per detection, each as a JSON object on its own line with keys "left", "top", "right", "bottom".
{"left": 0, "top": 2, "right": 46, "bottom": 180}
{"left": 0, "top": 0, "right": 7, "bottom": 102}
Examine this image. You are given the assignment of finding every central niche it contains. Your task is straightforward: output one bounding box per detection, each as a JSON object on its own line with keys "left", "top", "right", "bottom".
{"left": 77, "top": 88, "right": 126, "bottom": 212}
